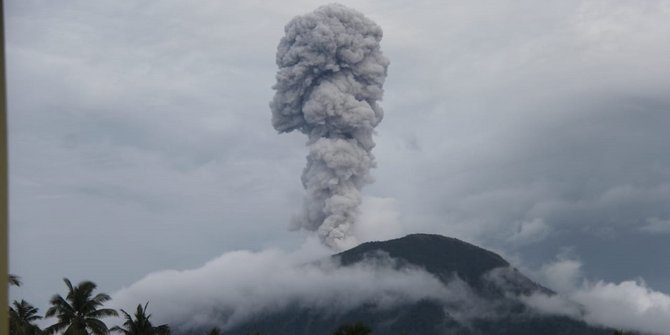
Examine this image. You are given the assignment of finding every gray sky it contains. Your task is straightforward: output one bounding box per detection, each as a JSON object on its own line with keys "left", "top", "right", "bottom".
{"left": 7, "top": 0, "right": 670, "bottom": 331}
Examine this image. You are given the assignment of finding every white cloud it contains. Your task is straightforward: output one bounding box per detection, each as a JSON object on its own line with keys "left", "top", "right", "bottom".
{"left": 508, "top": 218, "right": 552, "bottom": 245}
{"left": 354, "top": 196, "right": 405, "bottom": 243}
{"left": 521, "top": 294, "right": 582, "bottom": 319}
{"left": 576, "top": 279, "right": 670, "bottom": 334}
{"left": 111, "top": 238, "right": 459, "bottom": 332}
{"left": 538, "top": 257, "right": 583, "bottom": 294}
{"left": 524, "top": 257, "right": 670, "bottom": 335}
{"left": 641, "top": 217, "right": 670, "bottom": 234}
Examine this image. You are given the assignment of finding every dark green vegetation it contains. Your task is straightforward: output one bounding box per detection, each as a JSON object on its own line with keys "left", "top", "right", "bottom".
{"left": 9, "top": 235, "right": 647, "bottom": 335}
{"left": 9, "top": 300, "right": 42, "bottom": 335}
{"left": 44, "top": 278, "right": 119, "bottom": 335}
{"left": 8, "top": 277, "right": 166, "bottom": 335}
{"left": 112, "top": 302, "right": 170, "bottom": 335}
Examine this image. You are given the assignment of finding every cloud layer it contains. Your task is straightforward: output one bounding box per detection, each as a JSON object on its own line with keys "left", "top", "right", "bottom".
{"left": 524, "top": 257, "right": 670, "bottom": 335}
{"left": 111, "top": 239, "right": 455, "bottom": 332}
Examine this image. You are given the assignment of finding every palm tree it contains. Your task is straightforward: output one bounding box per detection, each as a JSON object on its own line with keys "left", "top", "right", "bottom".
{"left": 9, "top": 300, "right": 43, "bottom": 335}
{"left": 111, "top": 302, "right": 170, "bottom": 335}
{"left": 44, "top": 278, "right": 118, "bottom": 335}
{"left": 333, "top": 322, "right": 372, "bottom": 335}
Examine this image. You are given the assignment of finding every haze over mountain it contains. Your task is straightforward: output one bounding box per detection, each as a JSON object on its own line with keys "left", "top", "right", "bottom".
{"left": 179, "top": 234, "right": 619, "bottom": 335}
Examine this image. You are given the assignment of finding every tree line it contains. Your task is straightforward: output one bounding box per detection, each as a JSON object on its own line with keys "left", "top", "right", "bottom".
{"left": 9, "top": 276, "right": 170, "bottom": 335}
{"left": 8, "top": 275, "right": 373, "bottom": 335}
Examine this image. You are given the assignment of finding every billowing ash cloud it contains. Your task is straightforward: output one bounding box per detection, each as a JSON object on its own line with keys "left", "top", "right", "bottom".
{"left": 270, "top": 4, "right": 389, "bottom": 249}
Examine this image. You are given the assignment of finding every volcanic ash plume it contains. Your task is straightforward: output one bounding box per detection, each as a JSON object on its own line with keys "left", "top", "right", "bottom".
{"left": 270, "top": 4, "right": 389, "bottom": 249}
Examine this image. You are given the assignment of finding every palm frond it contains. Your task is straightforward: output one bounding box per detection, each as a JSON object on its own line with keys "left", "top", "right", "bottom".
{"left": 139, "top": 302, "right": 153, "bottom": 320}
{"left": 71, "top": 281, "right": 97, "bottom": 311}
{"left": 63, "top": 278, "right": 74, "bottom": 293}
{"left": 78, "top": 281, "right": 98, "bottom": 295}
{"left": 13, "top": 300, "right": 42, "bottom": 321}
{"left": 118, "top": 308, "right": 132, "bottom": 322}
{"left": 110, "top": 325, "right": 130, "bottom": 334}
{"left": 90, "top": 307, "right": 118, "bottom": 318}
{"left": 63, "top": 323, "right": 88, "bottom": 335}
{"left": 85, "top": 317, "right": 110, "bottom": 335}
{"left": 46, "top": 294, "right": 75, "bottom": 319}
{"left": 9, "top": 274, "right": 22, "bottom": 286}
{"left": 44, "top": 321, "right": 70, "bottom": 335}
{"left": 91, "top": 292, "right": 113, "bottom": 305}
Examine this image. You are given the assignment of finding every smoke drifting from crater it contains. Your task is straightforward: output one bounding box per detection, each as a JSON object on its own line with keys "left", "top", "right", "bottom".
{"left": 270, "top": 4, "right": 389, "bottom": 249}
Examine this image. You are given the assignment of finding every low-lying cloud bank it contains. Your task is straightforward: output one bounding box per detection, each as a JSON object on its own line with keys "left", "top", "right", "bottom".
{"left": 112, "top": 233, "right": 670, "bottom": 335}
{"left": 523, "top": 257, "right": 670, "bottom": 335}
{"left": 111, "top": 238, "right": 458, "bottom": 332}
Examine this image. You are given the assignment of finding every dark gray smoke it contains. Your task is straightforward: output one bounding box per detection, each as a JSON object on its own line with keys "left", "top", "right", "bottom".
{"left": 270, "top": 4, "right": 389, "bottom": 249}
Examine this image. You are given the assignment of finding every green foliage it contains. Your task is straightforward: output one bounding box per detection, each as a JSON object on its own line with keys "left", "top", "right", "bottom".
{"left": 111, "top": 302, "right": 170, "bottom": 335}
{"left": 9, "top": 300, "right": 43, "bottom": 335}
{"left": 44, "top": 278, "right": 118, "bottom": 335}
{"left": 333, "top": 322, "right": 372, "bottom": 335}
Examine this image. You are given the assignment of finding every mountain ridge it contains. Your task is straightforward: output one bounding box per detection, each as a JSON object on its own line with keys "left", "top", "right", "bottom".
{"left": 334, "top": 233, "right": 553, "bottom": 297}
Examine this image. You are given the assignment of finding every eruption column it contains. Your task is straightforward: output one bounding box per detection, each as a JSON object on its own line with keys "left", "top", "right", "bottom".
{"left": 270, "top": 4, "right": 389, "bottom": 249}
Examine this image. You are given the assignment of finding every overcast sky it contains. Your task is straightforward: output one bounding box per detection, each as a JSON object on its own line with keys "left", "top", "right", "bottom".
{"left": 6, "top": 0, "right": 670, "bottom": 330}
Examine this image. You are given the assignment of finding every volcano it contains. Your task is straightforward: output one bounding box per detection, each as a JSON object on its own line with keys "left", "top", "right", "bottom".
{"left": 180, "top": 234, "right": 617, "bottom": 335}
